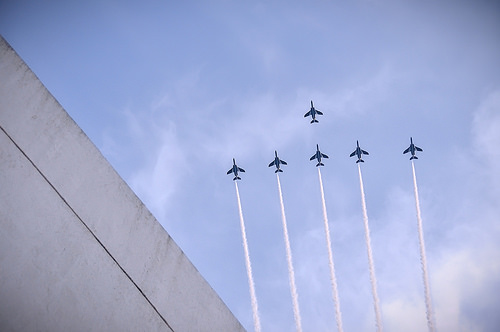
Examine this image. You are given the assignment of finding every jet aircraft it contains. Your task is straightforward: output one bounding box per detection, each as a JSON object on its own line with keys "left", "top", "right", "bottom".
{"left": 350, "top": 140, "right": 369, "bottom": 163}
{"left": 227, "top": 158, "right": 245, "bottom": 180}
{"left": 268, "top": 151, "right": 288, "bottom": 173}
{"left": 403, "top": 137, "right": 423, "bottom": 160}
{"left": 304, "top": 100, "right": 323, "bottom": 123}
{"left": 310, "top": 144, "right": 329, "bottom": 166}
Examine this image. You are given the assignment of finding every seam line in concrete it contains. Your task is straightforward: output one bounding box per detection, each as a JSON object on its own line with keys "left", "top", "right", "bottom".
{"left": 0, "top": 124, "right": 174, "bottom": 332}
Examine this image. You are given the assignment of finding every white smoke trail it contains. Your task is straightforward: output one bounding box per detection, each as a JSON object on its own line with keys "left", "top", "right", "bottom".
{"left": 357, "top": 164, "right": 383, "bottom": 332}
{"left": 235, "top": 181, "right": 262, "bottom": 332}
{"left": 411, "top": 161, "right": 436, "bottom": 332}
{"left": 276, "top": 173, "right": 303, "bottom": 332}
{"left": 317, "top": 168, "right": 344, "bottom": 332}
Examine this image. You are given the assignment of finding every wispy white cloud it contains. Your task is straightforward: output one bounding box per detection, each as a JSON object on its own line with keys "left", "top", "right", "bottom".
{"left": 433, "top": 248, "right": 500, "bottom": 332}
{"left": 383, "top": 297, "right": 427, "bottom": 332}
{"left": 472, "top": 89, "right": 500, "bottom": 191}
{"left": 416, "top": 89, "right": 500, "bottom": 332}
{"left": 129, "top": 121, "right": 188, "bottom": 223}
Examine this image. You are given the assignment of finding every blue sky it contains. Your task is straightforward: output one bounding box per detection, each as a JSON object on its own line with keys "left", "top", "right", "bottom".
{"left": 2, "top": 1, "right": 500, "bottom": 331}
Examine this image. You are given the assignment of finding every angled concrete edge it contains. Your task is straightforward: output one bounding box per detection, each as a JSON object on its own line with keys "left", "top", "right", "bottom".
{"left": 0, "top": 35, "right": 245, "bottom": 332}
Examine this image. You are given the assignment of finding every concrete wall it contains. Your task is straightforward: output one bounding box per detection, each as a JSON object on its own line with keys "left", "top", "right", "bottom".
{"left": 0, "top": 35, "right": 245, "bottom": 332}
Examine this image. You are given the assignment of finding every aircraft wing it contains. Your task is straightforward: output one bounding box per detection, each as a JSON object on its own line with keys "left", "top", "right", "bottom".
{"left": 238, "top": 167, "right": 245, "bottom": 173}
{"left": 361, "top": 149, "right": 369, "bottom": 155}
{"left": 316, "top": 110, "right": 323, "bottom": 115}
{"left": 310, "top": 154, "right": 316, "bottom": 161}
{"left": 416, "top": 146, "right": 423, "bottom": 152}
{"left": 304, "top": 111, "right": 311, "bottom": 117}
{"left": 321, "top": 153, "right": 329, "bottom": 159}
{"left": 280, "top": 160, "right": 287, "bottom": 165}
{"left": 403, "top": 147, "right": 410, "bottom": 154}
{"left": 268, "top": 160, "right": 276, "bottom": 167}
{"left": 227, "top": 169, "right": 233, "bottom": 174}
{"left": 349, "top": 151, "right": 356, "bottom": 157}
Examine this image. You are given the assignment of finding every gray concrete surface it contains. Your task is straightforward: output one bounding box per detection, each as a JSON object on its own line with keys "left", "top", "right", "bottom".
{"left": 0, "top": 35, "right": 245, "bottom": 332}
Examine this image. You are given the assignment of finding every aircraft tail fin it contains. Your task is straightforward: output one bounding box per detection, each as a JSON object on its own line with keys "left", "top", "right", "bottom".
{"left": 410, "top": 156, "right": 418, "bottom": 160}
{"left": 275, "top": 169, "right": 283, "bottom": 173}
{"left": 233, "top": 176, "right": 241, "bottom": 181}
{"left": 356, "top": 159, "right": 364, "bottom": 163}
{"left": 311, "top": 119, "right": 319, "bottom": 123}
{"left": 316, "top": 162, "right": 324, "bottom": 167}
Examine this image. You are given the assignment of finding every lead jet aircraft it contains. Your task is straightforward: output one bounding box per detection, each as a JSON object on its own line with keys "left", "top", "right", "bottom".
{"left": 304, "top": 100, "right": 323, "bottom": 123}
{"left": 350, "top": 140, "right": 369, "bottom": 163}
{"left": 403, "top": 137, "right": 423, "bottom": 160}
{"left": 227, "top": 158, "right": 245, "bottom": 180}
{"left": 268, "top": 150, "right": 288, "bottom": 173}
{"left": 310, "top": 144, "right": 329, "bottom": 166}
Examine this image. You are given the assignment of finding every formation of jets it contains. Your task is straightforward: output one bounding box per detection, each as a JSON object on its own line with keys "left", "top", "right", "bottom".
{"left": 228, "top": 101, "right": 423, "bottom": 180}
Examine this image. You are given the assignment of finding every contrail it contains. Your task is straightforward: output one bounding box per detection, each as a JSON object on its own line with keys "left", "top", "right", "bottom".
{"left": 357, "top": 163, "right": 383, "bottom": 332}
{"left": 317, "top": 168, "right": 344, "bottom": 332}
{"left": 411, "top": 161, "right": 436, "bottom": 332}
{"left": 234, "top": 181, "right": 262, "bottom": 332}
{"left": 276, "top": 173, "right": 303, "bottom": 332}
